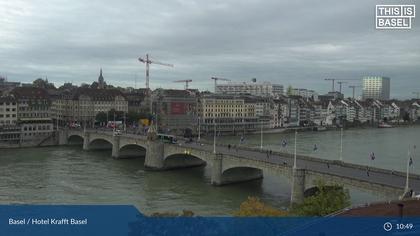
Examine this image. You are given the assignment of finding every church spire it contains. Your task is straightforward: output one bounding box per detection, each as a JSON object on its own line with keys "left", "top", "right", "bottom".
{"left": 98, "top": 68, "right": 105, "bottom": 89}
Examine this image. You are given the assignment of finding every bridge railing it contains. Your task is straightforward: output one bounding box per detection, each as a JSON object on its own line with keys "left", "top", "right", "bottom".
{"left": 79, "top": 130, "right": 420, "bottom": 181}
{"left": 194, "top": 139, "right": 420, "bottom": 181}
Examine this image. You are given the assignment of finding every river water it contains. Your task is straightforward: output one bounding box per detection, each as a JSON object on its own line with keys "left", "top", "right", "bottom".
{"left": 0, "top": 126, "right": 419, "bottom": 216}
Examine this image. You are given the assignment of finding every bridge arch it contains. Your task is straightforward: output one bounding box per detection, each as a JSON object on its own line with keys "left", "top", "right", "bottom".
{"left": 220, "top": 166, "right": 263, "bottom": 185}
{"left": 118, "top": 144, "right": 147, "bottom": 159}
{"left": 68, "top": 134, "right": 84, "bottom": 145}
{"left": 163, "top": 153, "right": 207, "bottom": 170}
{"left": 88, "top": 138, "right": 113, "bottom": 150}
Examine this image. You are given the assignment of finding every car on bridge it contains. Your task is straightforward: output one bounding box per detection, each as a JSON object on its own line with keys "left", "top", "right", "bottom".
{"left": 113, "top": 129, "right": 122, "bottom": 136}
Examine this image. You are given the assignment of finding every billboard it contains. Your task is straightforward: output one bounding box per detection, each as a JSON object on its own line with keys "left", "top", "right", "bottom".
{"left": 170, "top": 102, "right": 187, "bottom": 115}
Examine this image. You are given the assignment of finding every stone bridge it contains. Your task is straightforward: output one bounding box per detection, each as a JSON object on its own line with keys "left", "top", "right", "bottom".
{"left": 59, "top": 129, "right": 420, "bottom": 204}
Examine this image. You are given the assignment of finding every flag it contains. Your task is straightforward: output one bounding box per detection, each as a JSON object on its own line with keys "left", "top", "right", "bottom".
{"left": 410, "top": 157, "right": 413, "bottom": 166}
{"left": 370, "top": 152, "right": 375, "bottom": 160}
{"left": 313, "top": 144, "right": 318, "bottom": 151}
{"left": 281, "top": 140, "right": 288, "bottom": 148}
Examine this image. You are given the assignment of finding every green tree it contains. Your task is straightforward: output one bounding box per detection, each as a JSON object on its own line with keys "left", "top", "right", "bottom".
{"left": 286, "top": 85, "right": 293, "bottom": 96}
{"left": 33, "top": 78, "right": 56, "bottom": 89}
{"left": 234, "top": 197, "right": 288, "bottom": 217}
{"left": 291, "top": 180, "right": 350, "bottom": 216}
{"left": 127, "top": 111, "right": 141, "bottom": 124}
{"left": 402, "top": 112, "right": 410, "bottom": 122}
{"left": 95, "top": 112, "right": 107, "bottom": 123}
{"left": 90, "top": 81, "right": 99, "bottom": 89}
{"left": 107, "top": 109, "right": 125, "bottom": 121}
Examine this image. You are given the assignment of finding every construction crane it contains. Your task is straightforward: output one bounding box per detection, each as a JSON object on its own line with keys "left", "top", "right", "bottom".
{"left": 324, "top": 78, "right": 360, "bottom": 92}
{"left": 174, "top": 80, "right": 193, "bottom": 90}
{"left": 324, "top": 78, "right": 336, "bottom": 92}
{"left": 211, "top": 77, "right": 231, "bottom": 93}
{"left": 349, "top": 85, "right": 362, "bottom": 99}
{"left": 413, "top": 92, "right": 420, "bottom": 99}
{"left": 336, "top": 81, "right": 348, "bottom": 93}
{"left": 138, "top": 54, "right": 174, "bottom": 90}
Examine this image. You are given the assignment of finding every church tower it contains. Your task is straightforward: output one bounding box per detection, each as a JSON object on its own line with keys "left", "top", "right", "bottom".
{"left": 98, "top": 68, "right": 105, "bottom": 89}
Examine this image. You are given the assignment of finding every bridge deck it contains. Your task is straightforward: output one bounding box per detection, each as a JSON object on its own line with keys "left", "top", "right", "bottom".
{"left": 70, "top": 129, "right": 420, "bottom": 194}
{"left": 179, "top": 141, "right": 420, "bottom": 193}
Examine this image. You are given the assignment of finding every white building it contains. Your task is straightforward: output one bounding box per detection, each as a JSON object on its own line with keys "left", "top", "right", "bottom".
{"left": 290, "top": 88, "right": 318, "bottom": 100}
{"left": 216, "top": 81, "right": 283, "bottom": 97}
{"left": 0, "top": 96, "right": 17, "bottom": 126}
{"left": 362, "top": 76, "right": 390, "bottom": 100}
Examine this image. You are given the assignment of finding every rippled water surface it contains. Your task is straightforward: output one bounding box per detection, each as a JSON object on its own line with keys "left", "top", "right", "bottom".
{"left": 0, "top": 126, "right": 418, "bottom": 215}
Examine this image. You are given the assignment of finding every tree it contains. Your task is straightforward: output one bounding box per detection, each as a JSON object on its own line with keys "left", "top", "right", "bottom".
{"left": 108, "top": 109, "right": 124, "bottom": 121}
{"left": 90, "top": 81, "right": 99, "bottom": 89}
{"left": 403, "top": 111, "right": 410, "bottom": 122}
{"left": 126, "top": 111, "right": 149, "bottom": 124}
{"left": 33, "top": 78, "right": 56, "bottom": 89}
{"left": 286, "top": 85, "right": 293, "bottom": 96}
{"left": 58, "top": 82, "right": 77, "bottom": 91}
{"left": 95, "top": 112, "right": 107, "bottom": 123}
{"left": 234, "top": 197, "right": 288, "bottom": 217}
{"left": 291, "top": 180, "right": 350, "bottom": 216}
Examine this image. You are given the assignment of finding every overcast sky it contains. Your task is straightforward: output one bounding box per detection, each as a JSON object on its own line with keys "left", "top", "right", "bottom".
{"left": 0, "top": 0, "right": 419, "bottom": 98}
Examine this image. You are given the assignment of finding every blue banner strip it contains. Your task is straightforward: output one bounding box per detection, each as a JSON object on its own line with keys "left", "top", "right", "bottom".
{"left": 1, "top": 205, "right": 419, "bottom": 236}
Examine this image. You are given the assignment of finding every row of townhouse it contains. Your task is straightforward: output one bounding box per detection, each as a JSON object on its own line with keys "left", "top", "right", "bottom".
{"left": 0, "top": 86, "right": 130, "bottom": 144}
{"left": 0, "top": 87, "right": 54, "bottom": 144}
{"left": 51, "top": 87, "right": 128, "bottom": 127}
{"left": 263, "top": 96, "right": 419, "bottom": 128}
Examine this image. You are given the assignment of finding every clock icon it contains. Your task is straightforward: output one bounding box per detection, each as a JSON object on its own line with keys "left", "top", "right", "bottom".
{"left": 383, "top": 222, "right": 393, "bottom": 232}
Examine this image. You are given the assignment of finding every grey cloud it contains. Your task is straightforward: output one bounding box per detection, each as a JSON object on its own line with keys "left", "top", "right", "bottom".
{"left": 0, "top": 0, "right": 419, "bottom": 98}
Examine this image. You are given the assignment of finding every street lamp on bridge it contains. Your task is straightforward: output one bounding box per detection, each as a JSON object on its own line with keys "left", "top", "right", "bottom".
{"left": 198, "top": 116, "right": 201, "bottom": 142}
{"left": 260, "top": 120, "right": 263, "bottom": 150}
{"left": 340, "top": 127, "right": 343, "bottom": 162}
{"left": 213, "top": 117, "right": 216, "bottom": 154}
{"left": 293, "top": 130, "right": 297, "bottom": 169}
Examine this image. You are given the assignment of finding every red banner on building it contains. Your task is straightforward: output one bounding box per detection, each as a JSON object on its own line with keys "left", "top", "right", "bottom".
{"left": 170, "top": 102, "right": 187, "bottom": 115}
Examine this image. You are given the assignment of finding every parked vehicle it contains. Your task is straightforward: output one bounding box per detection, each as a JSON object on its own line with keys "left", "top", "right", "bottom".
{"left": 158, "top": 134, "right": 177, "bottom": 144}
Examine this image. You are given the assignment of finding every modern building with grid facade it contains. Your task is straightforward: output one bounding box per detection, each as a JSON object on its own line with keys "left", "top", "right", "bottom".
{"left": 362, "top": 76, "right": 390, "bottom": 100}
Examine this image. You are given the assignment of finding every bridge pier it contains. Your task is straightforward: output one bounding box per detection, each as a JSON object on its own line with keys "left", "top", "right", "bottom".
{"left": 290, "top": 168, "right": 305, "bottom": 205}
{"left": 112, "top": 135, "right": 120, "bottom": 158}
{"left": 144, "top": 140, "right": 165, "bottom": 170}
{"left": 83, "top": 132, "right": 90, "bottom": 151}
{"left": 58, "top": 130, "right": 68, "bottom": 145}
{"left": 211, "top": 154, "right": 223, "bottom": 185}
